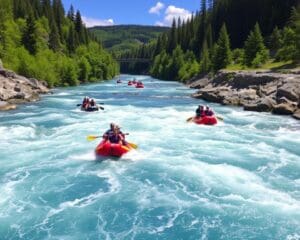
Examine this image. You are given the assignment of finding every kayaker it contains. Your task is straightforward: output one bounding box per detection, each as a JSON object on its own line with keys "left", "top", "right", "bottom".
{"left": 108, "top": 127, "right": 124, "bottom": 144}
{"left": 205, "top": 106, "right": 214, "bottom": 116}
{"left": 196, "top": 105, "right": 205, "bottom": 118}
{"left": 82, "top": 97, "right": 89, "bottom": 109}
{"left": 103, "top": 123, "right": 116, "bottom": 140}
{"left": 116, "top": 125, "right": 128, "bottom": 145}
{"left": 90, "top": 99, "right": 96, "bottom": 107}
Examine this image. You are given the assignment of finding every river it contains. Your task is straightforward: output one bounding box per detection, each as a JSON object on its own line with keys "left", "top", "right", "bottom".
{"left": 0, "top": 75, "right": 299, "bottom": 240}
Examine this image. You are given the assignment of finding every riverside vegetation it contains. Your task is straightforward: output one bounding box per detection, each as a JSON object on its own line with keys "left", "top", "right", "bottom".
{"left": 121, "top": 0, "right": 300, "bottom": 81}
{"left": 0, "top": 0, "right": 119, "bottom": 88}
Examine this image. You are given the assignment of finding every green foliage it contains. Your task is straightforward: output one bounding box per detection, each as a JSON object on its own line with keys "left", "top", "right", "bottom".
{"left": 244, "top": 23, "right": 269, "bottom": 67}
{"left": 178, "top": 51, "right": 200, "bottom": 81}
{"left": 1, "top": 0, "right": 118, "bottom": 87}
{"left": 199, "top": 41, "right": 211, "bottom": 73}
{"left": 22, "top": 14, "right": 37, "bottom": 55}
{"left": 212, "top": 24, "right": 232, "bottom": 70}
{"left": 232, "top": 48, "right": 245, "bottom": 65}
{"left": 276, "top": 27, "right": 297, "bottom": 61}
{"left": 90, "top": 25, "right": 169, "bottom": 53}
{"left": 59, "top": 57, "right": 79, "bottom": 86}
{"left": 269, "top": 26, "right": 282, "bottom": 56}
{"left": 77, "top": 57, "right": 91, "bottom": 82}
{"left": 290, "top": 6, "right": 300, "bottom": 61}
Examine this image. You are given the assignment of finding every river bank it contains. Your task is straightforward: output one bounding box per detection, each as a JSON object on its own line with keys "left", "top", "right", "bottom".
{"left": 188, "top": 70, "right": 300, "bottom": 120}
{"left": 0, "top": 66, "right": 50, "bottom": 111}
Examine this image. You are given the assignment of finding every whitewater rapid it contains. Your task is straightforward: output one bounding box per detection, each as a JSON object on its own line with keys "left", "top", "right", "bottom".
{"left": 0, "top": 75, "right": 299, "bottom": 240}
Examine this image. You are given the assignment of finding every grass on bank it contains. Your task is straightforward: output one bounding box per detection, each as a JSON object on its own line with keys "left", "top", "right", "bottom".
{"left": 226, "top": 60, "right": 300, "bottom": 72}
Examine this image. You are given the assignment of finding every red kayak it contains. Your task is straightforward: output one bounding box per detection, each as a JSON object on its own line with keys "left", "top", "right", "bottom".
{"left": 128, "top": 81, "right": 133, "bottom": 86}
{"left": 193, "top": 116, "right": 218, "bottom": 125}
{"left": 95, "top": 140, "right": 131, "bottom": 158}
{"left": 136, "top": 84, "right": 144, "bottom": 88}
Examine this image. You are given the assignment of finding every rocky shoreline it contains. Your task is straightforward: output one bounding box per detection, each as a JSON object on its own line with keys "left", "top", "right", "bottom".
{"left": 0, "top": 67, "right": 50, "bottom": 111}
{"left": 189, "top": 70, "right": 300, "bottom": 120}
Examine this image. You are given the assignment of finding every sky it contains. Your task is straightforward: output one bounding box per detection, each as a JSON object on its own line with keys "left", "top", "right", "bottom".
{"left": 62, "top": 0, "right": 200, "bottom": 27}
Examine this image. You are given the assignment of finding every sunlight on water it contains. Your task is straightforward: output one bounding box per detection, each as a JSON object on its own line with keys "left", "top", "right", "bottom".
{"left": 0, "top": 75, "right": 299, "bottom": 240}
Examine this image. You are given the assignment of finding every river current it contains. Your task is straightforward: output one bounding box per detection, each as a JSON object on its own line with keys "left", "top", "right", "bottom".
{"left": 0, "top": 75, "right": 299, "bottom": 240}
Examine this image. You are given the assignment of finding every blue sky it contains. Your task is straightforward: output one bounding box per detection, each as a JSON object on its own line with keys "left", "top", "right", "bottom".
{"left": 62, "top": 0, "right": 200, "bottom": 27}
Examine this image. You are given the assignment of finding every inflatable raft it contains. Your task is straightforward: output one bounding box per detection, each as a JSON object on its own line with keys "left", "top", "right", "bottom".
{"left": 193, "top": 116, "right": 218, "bottom": 125}
{"left": 95, "top": 141, "right": 131, "bottom": 157}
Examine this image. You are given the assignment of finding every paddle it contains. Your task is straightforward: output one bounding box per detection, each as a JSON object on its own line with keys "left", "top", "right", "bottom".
{"left": 186, "top": 117, "right": 194, "bottom": 122}
{"left": 86, "top": 135, "right": 137, "bottom": 149}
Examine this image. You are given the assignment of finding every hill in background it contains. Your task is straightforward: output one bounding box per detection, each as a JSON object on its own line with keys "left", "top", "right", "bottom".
{"left": 89, "top": 25, "right": 169, "bottom": 52}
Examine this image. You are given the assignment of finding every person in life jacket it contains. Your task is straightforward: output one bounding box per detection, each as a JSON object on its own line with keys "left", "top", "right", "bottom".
{"left": 82, "top": 97, "right": 90, "bottom": 109}
{"left": 196, "top": 105, "right": 205, "bottom": 118}
{"left": 116, "top": 125, "right": 128, "bottom": 145}
{"left": 90, "top": 99, "right": 96, "bottom": 108}
{"left": 205, "top": 106, "right": 214, "bottom": 116}
{"left": 103, "top": 123, "right": 116, "bottom": 140}
{"left": 108, "top": 127, "right": 124, "bottom": 144}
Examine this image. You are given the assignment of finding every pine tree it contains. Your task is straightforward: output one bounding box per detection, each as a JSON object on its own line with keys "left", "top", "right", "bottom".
{"left": 194, "top": 0, "right": 207, "bottom": 58}
{"left": 167, "top": 18, "right": 177, "bottom": 54}
{"left": 290, "top": 6, "right": 300, "bottom": 61}
{"left": 49, "top": 21, "right": 61, "bottom": 52}
{"left": 154, "top": 36, "right": 162, "bottom": 57}
{"left": 22, "top": 13, "right": 37, "bottom": 55}
{"left": 52, "top": 0, "right": 65, "bottom": 39}
{"left": 244, "top": 23, "right": 269, "bottom": 66}
{"left": 67, "top": 24, "right": 76, "bottom": 53}
{"left": 276, "top": 27, "right": 297, "bottom": 61}
{"left": 75, "top": 10, "right": 85, "bottom": 44}
{"left": 213, "top": 23, "right": 232, "bottom": 70}
{"left": 67, "top": 5, "right": 75, "bottom": 22}
{"left": 200, "top": 40, "right": 211, "bottom": 73}
{"left": 41, "top": 0, "right": 52, "bottom": 20}
{"left": 269, "top": 26, "right": 282, "bottom": 56}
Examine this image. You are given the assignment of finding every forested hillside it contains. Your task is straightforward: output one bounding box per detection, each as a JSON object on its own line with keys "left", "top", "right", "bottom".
{"left": 122, "top": 0, "right": 300, "bottom": 81}
{"left": 90, "top": 25, "right": 169, "bottom": 52}
{"left": 0, "top": 0, "right": 118, "bottom": 87}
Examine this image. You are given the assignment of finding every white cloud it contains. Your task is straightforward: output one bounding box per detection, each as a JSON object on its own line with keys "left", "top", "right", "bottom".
{"left": 82, "top": 16, "right": 114, "bottom": 27}
{"left": 155, "top": 5, "right": 192, "bottom": 26}
{"left": 164, "top": 5, "right": 192, "bottom": 25}
{"left": 149, "top": 2, "right": 165, "bottom": 15}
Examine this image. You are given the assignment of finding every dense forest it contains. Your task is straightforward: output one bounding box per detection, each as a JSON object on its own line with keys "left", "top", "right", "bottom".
{"left": 122, "top": 0, "right": 300, "bottom": 81}
{"left": 0, "top": 0, "right": 118, "bottom": 87}
{"left": 90, "top": 25, "right": 169, "bottom": 52}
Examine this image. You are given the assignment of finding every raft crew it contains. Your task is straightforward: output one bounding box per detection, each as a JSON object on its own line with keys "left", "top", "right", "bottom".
{"left": 195, "top": 105, "right": 214, "bottom": 118}
{"left": 103, "top": 123, "right": 127, "bottom": 145}
{"left": 204, "top": 106, "right": 214, "bottom": 116}
{"left": 81, "top": 97, "right": 99, "bottom": 111}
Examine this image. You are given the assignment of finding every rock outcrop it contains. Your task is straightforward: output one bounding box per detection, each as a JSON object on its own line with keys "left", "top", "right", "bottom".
{"left": 0, "top": 68, "right": 49, "bottom": 111}
{"left": 189, "top": 70, "right": 300, "bottom": 120}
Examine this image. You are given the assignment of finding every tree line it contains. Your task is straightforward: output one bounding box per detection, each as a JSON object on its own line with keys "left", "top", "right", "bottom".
{"left": 121, "top": 0, "right": 300, "bottom": 81}
{"left": 0, "top": 0, "right": 119, "bottom": 87}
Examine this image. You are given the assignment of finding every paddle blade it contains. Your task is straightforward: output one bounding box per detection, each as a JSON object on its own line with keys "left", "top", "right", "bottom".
{"left": 87, "top": 135, "right": 100, "bottom": 141}
{"left": 186, "top": 117, "right": 194, "bottom": 122}
{"left": 217, "top": 116, "right": 224, "bottom": 121}
{"left": 77, "top": 104, "right": 82, "bottom": 107}
{"left": 99, "top": 106, "right": 104, "bottom": 110}
{"left": 128, "top": 142, "right": 138, "bottom": 149}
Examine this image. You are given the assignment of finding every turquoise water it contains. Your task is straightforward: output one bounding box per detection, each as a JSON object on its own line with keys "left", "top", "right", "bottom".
{"left": 0, "top": 75, "right": 299, "bottom": 240}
